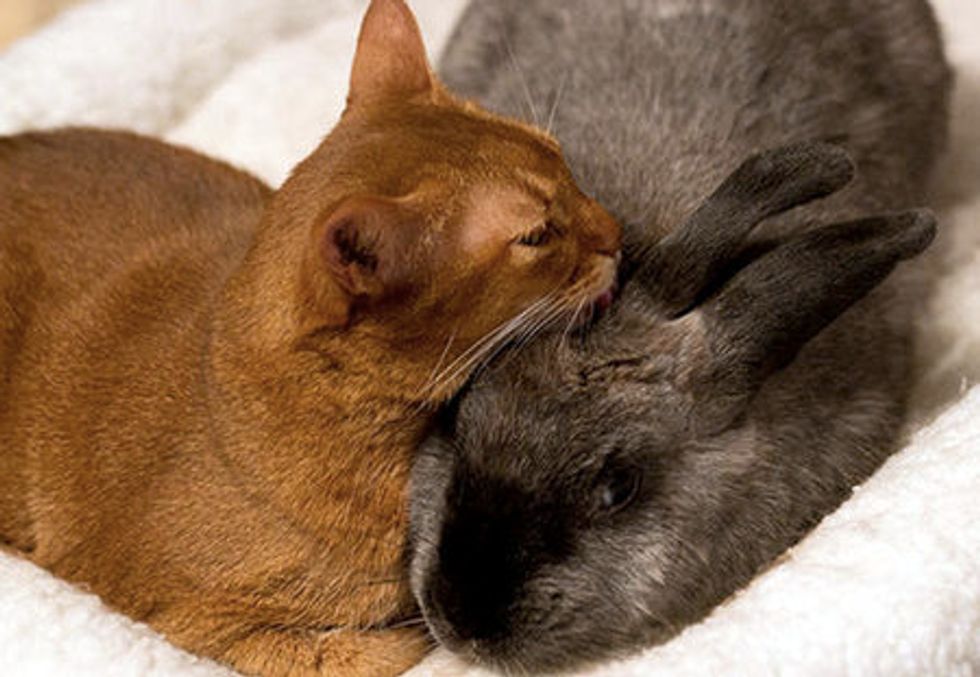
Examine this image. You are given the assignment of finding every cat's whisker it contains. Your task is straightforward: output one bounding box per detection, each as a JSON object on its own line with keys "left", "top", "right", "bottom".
{"left": 522, "top": 293, "right": 580, "bottom": 341}
{"left": 427, "top": 329, "right": 457, "bottom": 389}
{"left": 486, "top": 294, "right": 579, "bottom": 374}
{"left": 355, "top": 576, "right": 404, "bottom": 588}
{"left": 546, "top": 71, "right": 570, "bottom": 136}
{"left": 425, "top": 294, "right": 556, "bottom": 397}
{"left": 445, "top": 311, "right": 548, "bottom": 383}
{"left": 503, "top": 33, "right": 540, "bottom": 126}
{"left": 416, "top": 328, "right": 459, "bottom": 406}
{"left": 518, "top": 297, "right": 569, "bottom": 345}
{"left": 425, "top": 283, "right": 587, "bottom": 398}
{"left": 505, "top": 295, "right": 567, "bottom": 345}
{"left": 475, "top": 297, "right": 568, "bottom": 376}
{"left": 434, "top": 291, "right": 567, "bottom": 390}
{"left": 442, "top": 294, "right": 553, "bottom": 372}
{"left": 562, "top": 294, "right": 589, "bottom": 342}
{"left": 385, "top": 615, "right": 428, "bottom": 630}
{"left": 425, "top": 318, "right": 523, "bottom": 397}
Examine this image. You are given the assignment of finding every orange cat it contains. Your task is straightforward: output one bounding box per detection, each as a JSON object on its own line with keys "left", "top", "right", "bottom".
{"left": 0, "top": 1, "right": 620, "bottom": 675}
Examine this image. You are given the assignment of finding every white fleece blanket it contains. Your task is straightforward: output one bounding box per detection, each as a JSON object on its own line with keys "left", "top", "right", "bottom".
{"left": 0, "top": 1, "right": 977, "bottom": 675}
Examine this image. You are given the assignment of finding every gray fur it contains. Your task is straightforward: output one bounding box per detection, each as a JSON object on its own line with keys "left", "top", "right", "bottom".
{"left": 409, "top": 0, "right": 951, "bottom": 672}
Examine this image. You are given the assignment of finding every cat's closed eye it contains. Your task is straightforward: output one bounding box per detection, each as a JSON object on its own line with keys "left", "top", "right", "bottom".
{"left": 515, "top": 220, "right": 561, "bottom": 247}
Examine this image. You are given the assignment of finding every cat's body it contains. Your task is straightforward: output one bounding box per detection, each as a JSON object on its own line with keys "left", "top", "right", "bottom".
{"left": 410, "top": 0, "right": 951, "bottom": 671}
{"left": 0, "top": 2, "right": 620, "bottom": 675}
{"left": 0, "top": 129, "right": 431, "bottom": 673}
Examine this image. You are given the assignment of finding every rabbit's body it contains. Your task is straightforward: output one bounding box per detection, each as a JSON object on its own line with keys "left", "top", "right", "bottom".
{"left": 410, "top": 0, "right": 950, "bottom": 671}
{"left": 440, "top": 0, "right": 947, "bottom": 234}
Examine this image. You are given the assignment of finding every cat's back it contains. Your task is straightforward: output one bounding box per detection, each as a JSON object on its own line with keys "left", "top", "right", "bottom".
{"left": 0, "top": 129, "right": 271, "bottom": 549}
{"left": 0, "top": 128, "right": 270, "bottom": 295}
{"left": 0, "top": 128, "right": 270, "bottom": 379}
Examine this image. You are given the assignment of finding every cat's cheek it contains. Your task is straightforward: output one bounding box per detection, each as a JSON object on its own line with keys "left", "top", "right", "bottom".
{"left": 509, "top": 247, "right": 574, "bottom": 294}
{"left": 507, "top": 245, "right": 544, "bottom": 267}
{"left": 516, "top": 238, "right": 573, "bottom": 264}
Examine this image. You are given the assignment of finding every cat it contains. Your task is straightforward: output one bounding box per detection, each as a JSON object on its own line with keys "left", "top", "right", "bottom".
{"left": 408, "top": 0, "right": 950, "bottom": 672}
{"left": 0, "top": 1, "right": 620, "bottom": 675}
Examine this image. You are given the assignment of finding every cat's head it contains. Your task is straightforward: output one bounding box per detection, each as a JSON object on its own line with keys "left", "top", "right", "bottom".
{"left": 262, "top": 0, "right": 619, "bottom": 391}
{"left": 408, "top": 144, "right": 937, "bottom": 671}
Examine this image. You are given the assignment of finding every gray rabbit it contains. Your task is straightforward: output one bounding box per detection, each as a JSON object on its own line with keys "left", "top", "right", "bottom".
{"left": 408, "top": 0, "right": 952, "bottom": 672}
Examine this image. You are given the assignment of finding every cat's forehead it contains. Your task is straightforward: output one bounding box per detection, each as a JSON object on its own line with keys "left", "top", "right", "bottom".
{"left": 396, "top": 102, "right": 565, "bottom": 172}
{"left": 512, "top": 167, "right": 559, "bottom": 202}
{"left": 458, "top": 182, "right": 544, "bottom": 250}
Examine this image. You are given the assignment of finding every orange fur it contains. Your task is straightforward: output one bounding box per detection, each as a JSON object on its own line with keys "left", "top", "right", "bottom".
{"left": 0, "top": 1, "right": 620, "bottom": 675}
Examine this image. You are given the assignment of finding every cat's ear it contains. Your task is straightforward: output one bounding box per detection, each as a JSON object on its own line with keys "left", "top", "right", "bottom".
{"left": 682, "top": 210, "right": 936, "bottom": 432}
{"left": 348, "top": 0, "right": 435, "bottom": 106}
{"left": 310, "top": 196, "right": 423, "bottom": 328}
{"left": 636, "top": 142, "right": 855, "bottom": 316}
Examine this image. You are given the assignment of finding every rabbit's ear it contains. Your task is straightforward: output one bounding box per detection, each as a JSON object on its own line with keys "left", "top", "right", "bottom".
{"left": 686, "top": 210, "right": 936, "bottom": 432}
{"left": 637, "top": 142, "right": 855, "bottom": 316}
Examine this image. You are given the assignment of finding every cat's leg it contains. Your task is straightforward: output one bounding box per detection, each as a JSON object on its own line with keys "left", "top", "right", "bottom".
{"left": 150, "top": 577, "right": 429, "bottom": 676}
{"left": 219, "top": 626, "right": 431, "bottom": 677}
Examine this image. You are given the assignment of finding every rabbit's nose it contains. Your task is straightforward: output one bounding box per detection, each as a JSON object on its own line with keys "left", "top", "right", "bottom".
{"left": 427, "top": 567, "right": 511, "bottom": 644}
{"left": 430, "top": 527, "right": 522, "bottom": 643}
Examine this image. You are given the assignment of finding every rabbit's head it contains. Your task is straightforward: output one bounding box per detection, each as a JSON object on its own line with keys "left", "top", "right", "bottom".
{"left": 409, "top": 144, "right": 936, "bottom": 672}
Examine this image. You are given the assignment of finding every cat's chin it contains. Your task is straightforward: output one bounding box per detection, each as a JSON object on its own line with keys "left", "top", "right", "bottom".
{"left": 573, "top": 252, "right": 621, "bottom": 326}
{"left": 570, "top": 280, "right": 618, "bottom": 330}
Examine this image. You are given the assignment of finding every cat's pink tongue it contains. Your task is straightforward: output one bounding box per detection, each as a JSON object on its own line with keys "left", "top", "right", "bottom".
{"left": 574, "top": 285, "right": 617, "bottom": 328}
{"left": 594, "top": 288, "right": 615, "bottom": 314}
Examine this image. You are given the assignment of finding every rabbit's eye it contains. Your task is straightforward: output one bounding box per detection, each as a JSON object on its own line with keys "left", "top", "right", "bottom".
{"left": 596, "top": 466, "right": 641, "bottom": 514}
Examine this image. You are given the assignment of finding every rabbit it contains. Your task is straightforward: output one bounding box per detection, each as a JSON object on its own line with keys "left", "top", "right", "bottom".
{"left": 407, "top": 0, "right": 952, "bottom": 672}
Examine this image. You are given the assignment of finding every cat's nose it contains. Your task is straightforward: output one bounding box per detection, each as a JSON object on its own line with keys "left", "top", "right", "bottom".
{"left": 587, "top": 204, "right": 622, "bottom": 257}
